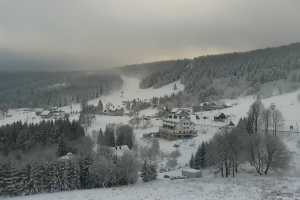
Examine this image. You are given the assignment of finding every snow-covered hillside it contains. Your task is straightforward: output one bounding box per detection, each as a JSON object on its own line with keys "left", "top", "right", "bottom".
{"left": 0, "top": 75, "right": 182, "bottom": 127}
{"left": 201, "top": 90, "right": 300, "bottom": 131}
{"left": 88, "top": 75, "right": 184, "bottom": 107}
{"left": 2, "top": 75, "right": 300, "bottom": 200}
{"left": 5, "top": 175, "right": 300, "bottom": 200}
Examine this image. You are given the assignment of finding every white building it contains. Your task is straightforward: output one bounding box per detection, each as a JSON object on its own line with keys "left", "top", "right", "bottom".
{"left": 182, "top": 168, "right": 202, "bottom": 178}
{"left": 159, "top": 111, "right": 196, "bottom": 139}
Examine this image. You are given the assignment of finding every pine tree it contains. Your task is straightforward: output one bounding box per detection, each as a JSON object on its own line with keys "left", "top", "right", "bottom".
{"left": 104, "top": 126, "right": 115, "bottom": 147}
{"left": 2, "top": 163, "right": 25, "bottom": 196}
{"left": 194, "top": 142, "right": 207, "bottom": 169}
{"left": 0, "top": 163, "right": 7, "bottom": 193}
{"left": 79, "top": 157, "right": 91, "bottom": 189}
{"left": 47, "top": 162, "right": 60, "bottom": 193}
{"left": 199, "top": 142, "right": 207, "bottom": 168}
{"left": 35, "top": 164, "right": 48, "bottom": 193}
{"left": 64, "top": 160, "right": 80, "bottom": 190}
{"left": 97, "top": 129, "right": 104, "bottom": 146}
{"left": 189, "top": 154, "right": 195, "bottom": 169}
{"left": 57, "top": 137, "right": 68, "bottom": 157}
{"left": 97, "top": 100, "right": 103, "bottom": 112}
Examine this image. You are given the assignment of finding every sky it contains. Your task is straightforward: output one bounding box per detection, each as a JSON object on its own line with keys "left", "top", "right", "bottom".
{"left": 0, "top": 0, "right": 300, "bottom": 70}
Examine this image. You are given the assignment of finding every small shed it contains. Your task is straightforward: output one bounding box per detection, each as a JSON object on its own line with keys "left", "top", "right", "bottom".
{"left": 110, "top": 145, "right": 130, "bottom": 157}
{"left": 59, "top": 152, "right": 74, "bottom": 161}
{"left": 214, "top": 113, "right": 227, "bottom": 122}
{"left": 40, "top": 110, "right": 51, "bottom": 118}
{"left": 182, "top": 168, "right": 202, "bottom": 178}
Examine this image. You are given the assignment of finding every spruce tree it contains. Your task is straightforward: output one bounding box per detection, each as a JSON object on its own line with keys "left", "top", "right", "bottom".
{"left": 3, "top": 163, "right": 25, "bottom": 196}
{"left": 194, "top": 142, "right": 207, "bottom": 169}
{"left": 64, "top": 160, "right": 80, "bottom": 190}
{"left": 189, "top": 154, "right": 195, "bottom": 169}
{"left": 104, "top": 126, "right": 115, "bottom": 147}
{"left": 199, "top": 142, "right": 207, "bottom": 168}
{"left": 79, "top": 157, "right": 91, "bottom": 189}
{"left": 97, "top": 129, "right": 104, "bottom": 146}
{"left": 57, "top": 137, "right": 68, "bottom": 157}
{"left": 47, "top": 162, "right": 60, "bottom": 193}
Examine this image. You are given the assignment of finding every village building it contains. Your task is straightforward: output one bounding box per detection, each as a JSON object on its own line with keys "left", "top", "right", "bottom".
{"left": 40, "top": 110, "right": 51, "bottom": 119}
{"left": 182, "top": 168, "right": 202, "bottom": 178}
{"left": 159, "top": 109, "right": 196, "bottom": 139}
{"left": 58, "top": 152, "right": 74, "bottom": 161}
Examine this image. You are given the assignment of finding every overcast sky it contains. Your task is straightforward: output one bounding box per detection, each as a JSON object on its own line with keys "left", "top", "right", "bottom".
{"left": 0, "top": 0, "right": 300, "bottom": 69}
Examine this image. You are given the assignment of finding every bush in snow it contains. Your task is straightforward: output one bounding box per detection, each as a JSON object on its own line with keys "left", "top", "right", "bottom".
{"left": 166, "top": 158, "right": 178, "bottom": 169}
{"left": 141, "top": 160, "right": 157, "bottom": 182}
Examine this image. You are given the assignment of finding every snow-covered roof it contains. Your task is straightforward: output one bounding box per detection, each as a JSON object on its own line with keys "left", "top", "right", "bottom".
{"left": 40, "top": 110, "right": 50, "bottom": 116}
{"left": 182, "top": 168, "right": 201, "bottom": 173}
{"left": 110, "top": 145, "right": 130, "bottom": 157}
{"left": 59, "top": 152, "right": 74, "bottom": 161}
{"left": 172, "top": 107, "right": 193, "bottom": 113}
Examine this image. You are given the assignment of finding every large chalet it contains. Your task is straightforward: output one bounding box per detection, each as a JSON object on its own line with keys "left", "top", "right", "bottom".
{"left": 159, "top": 109, "right": 196, "bottom": 139}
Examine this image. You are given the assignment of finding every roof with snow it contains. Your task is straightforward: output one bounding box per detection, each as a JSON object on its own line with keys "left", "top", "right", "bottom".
{"left": 110, "top": 145, "right": 130, "bottom": 157}
{"left": 40, "top": 110, "right": 50, "bottom": 116}
{"left": 59, "top": 152, "right": 74, "bottom": 161}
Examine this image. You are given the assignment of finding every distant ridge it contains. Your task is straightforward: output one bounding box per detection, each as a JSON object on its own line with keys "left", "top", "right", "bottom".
{"left": 122, "top": 42, "right": 300, "bottom": 104}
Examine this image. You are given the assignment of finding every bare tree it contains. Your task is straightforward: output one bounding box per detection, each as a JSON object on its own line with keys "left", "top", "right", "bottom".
{"left": 264, "top": 134, "right": 290, "bottom": 175}
{"left": 261, "top": 107, "right": 271, "bottom": 135}
{"left": 139, "top": 140, "right": 161, "bottom": 163}
{"left": 270, "top": 105, "right": 284, "bottom": 136}
{"left": 248, "top": 134, "right": 290, "bottom": 175}
{"left": 247, "top": 98, "right": 264, "bottom": 135}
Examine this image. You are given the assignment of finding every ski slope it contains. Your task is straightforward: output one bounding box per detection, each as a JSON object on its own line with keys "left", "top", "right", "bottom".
{"left": 2, "top": 77, "right": 300, "bottom": 200}
{"left": 88, "top": 75, "right": 184, "bottom": 107}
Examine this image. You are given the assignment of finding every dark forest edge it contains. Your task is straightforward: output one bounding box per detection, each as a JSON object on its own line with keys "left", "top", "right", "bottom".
{"left": 122, "top": 43, "right": 300, "bottom": 105}
{"left": 0, "top": 70, "right": 123, "bottom": 109}
{"left": 0, "top": 119, "right": 155, "bottom": 197}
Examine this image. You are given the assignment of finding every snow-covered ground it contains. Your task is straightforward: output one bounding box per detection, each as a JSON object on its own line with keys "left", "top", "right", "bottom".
{"left": 193, "top": 89, "right": 300, "bottom": 132}
{"left": 5, "top": 175, "right": 300, "bottom": 200}
{"left": 2, "top": 75, "right": 300, "bottom": 200}
{"left": 0, "top": 103, "right": 81, "bottom": 127}
{"left": 88, "top": 75, "right": 184, "bottom": 107}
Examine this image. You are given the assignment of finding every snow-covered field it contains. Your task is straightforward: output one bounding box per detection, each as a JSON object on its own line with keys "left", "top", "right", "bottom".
{"left": 2, "top": 75, "right": 300, "bottom": 200}
{"left": 4, "top": 175, "right": 300, "bottom": 200}
{"left": 200, "top": 90, "right": 300, "bottom": 131}
{"left": 0, "top": 103, "right": 81, "bottom": 127}
{"left": 88, "top": 75, "right": 184, "bottom": 107}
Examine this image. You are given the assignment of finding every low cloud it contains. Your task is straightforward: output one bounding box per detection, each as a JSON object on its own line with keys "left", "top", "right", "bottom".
{"left": 0, "top": 0, "right": 299, "bottom": 69}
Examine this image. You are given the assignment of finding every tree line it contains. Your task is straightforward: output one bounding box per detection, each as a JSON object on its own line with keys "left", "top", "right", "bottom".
{"left": 0, "top": 119, "right": 85, "bottom": 156}
{"left": 190, "top": 99, "right": 290, "bottom": 177}
{"left": 97, "top": 125, "right": 135, "bottom": 150}
{"left": 139, "top": 43, "right": 300, "bottom": 104}
{"left": 0, "top": 71, "right": 122, "bottom": 109}
{"left": 0, "top": 121, "right": 143, "bottom": 197}
{"left": 0, "top": 150, "right": 139, "bottom": 196}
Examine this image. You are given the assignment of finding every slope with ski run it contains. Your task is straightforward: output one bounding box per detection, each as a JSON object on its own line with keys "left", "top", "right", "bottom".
{"left": 3, "top": 76, "right": 300, "bottom": 199}
{"left": 0, "top": 75, "right": 182, "bottom": 127}
{"left": 86, "top": 75, "right": 184, "bottom": 142}
{"left": 87, "top": 77, "right": 300, "bottom": 172}
{"left": 88, "top": 75, "right": 184, "bottom": 108}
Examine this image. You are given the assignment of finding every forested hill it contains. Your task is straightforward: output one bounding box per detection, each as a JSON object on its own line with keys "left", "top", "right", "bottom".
{"left": 0, "top": 71, "right": 123, "bottom": 108}
{"left": 120, "top": 59, "right": 191, "bottom": 78}
{"left": 133, "top": 43, "right": 300, "bottom": 102}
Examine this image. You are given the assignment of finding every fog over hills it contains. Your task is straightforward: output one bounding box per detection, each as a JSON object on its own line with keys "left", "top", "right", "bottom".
{"left": 1, "top": 0, "right": 300, "bottom": 69}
